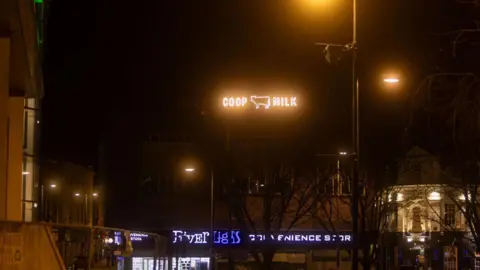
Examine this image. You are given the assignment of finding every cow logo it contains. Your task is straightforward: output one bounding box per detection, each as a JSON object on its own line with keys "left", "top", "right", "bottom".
{"left": 250, "top": 96, "right": 271, "bottom": 109}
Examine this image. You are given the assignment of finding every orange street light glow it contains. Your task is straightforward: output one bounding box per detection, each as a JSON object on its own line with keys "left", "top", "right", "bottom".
{"left": 383, "top": 78, "right": 400, "bottom": 84}
{"left": 185, "top": 168, "right": 195, "bottom": 172}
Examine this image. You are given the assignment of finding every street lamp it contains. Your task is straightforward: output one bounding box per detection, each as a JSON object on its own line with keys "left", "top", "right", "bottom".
{"left": 312, "top": 0, "right": 358, "bottom": 266}
{"left": 40, "top": 183, "right": 58, "bottom": 222}
{"left": 74, "top": 192, "right": 97, "bottom": 226}
{"left": 383, "top": 77, "right": 400, "bottom": 84}
{"left": 183, "top": 166, "right": 215, "bottom": 270}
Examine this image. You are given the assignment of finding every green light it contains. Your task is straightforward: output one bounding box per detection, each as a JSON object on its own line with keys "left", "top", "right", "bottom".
{"left": 34, "top": 0, "right": 43, "bottom": 3}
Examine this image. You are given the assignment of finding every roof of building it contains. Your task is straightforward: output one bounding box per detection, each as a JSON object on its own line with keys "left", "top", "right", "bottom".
{"left": 397, "top": 146, "right": 451, "bottom": 185}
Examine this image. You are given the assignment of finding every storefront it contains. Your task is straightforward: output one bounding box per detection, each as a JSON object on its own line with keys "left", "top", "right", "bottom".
{"left": 113, "top": 229, "right": 352, "bottom": 270}
{"left": 382, "top": 231, "right": 476, "bottom": 270}
{"left": 113, "top": 231, "right": 168, "bottom": 270}
{"left": 170, "top": 229, "right": 352, "bottom": 270}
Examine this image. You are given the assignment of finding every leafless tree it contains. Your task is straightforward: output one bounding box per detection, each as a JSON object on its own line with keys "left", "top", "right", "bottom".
{"left": 306, "top": 163, "right": 399, "bottom": 270}
{"left": 407, "top": 59, "right": 480, "bottom": 257}
{"left": 222, "top": 161, "right": 335, "bottom": 270}
{"left": 432, "top": 0, "right": 480, "bottom": 58}
{"left": 344, "top": 173, "right": 398, "bottom": 270}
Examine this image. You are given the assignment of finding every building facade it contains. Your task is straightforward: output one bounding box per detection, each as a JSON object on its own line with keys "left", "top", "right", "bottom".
{"left": 0, "top": 0, "right": 45, "bottom": 221}
{"left": 383, "top": 147, "right": 478, "bottom": 270}
{"left": 39, "top": 160, "right": 104, "bottom": 226}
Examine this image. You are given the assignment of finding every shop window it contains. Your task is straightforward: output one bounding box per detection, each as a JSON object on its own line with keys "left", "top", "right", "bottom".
{"left": 131, "top": 257, "right": 162, "bottom": 270}
{"left": 475, "top": 257, "right": 480, "bottom": 270}
{"left": 172, "top": 257, "right": 209, "bottom": 270}
{"left": 443, "top": 246, "right": 457, "bottom": 270}
{"left": 445, "top": 204, "right": 456, "bottom": 227}
{"left": 132, "top": 257, "right": 144, "bottom": 270}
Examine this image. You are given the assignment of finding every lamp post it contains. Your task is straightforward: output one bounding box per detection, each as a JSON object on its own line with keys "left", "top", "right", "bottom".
{"left": 184, "top": 166, "right": 215, "bottom": 270}
{"left": 40, "top": 183, "right": 57, "bottom": 221}
{"left": 350, "top": 0, "right": 360, "bottom": 268}
{"left": 74, "top": 192, "right": 97, "bottom": 226}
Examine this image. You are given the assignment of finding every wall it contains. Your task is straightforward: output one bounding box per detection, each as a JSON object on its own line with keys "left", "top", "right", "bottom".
{"left": 6, "top": 97, "right": 24, "bottom": 221}
{"left": 0, "top": 221, "right": 65, "bottom": 270}
{"left": 0, "top": 38, "right": 33, "bottom": 222}
{"left": 0, "top": 0, "right": 43, "bottom": 222}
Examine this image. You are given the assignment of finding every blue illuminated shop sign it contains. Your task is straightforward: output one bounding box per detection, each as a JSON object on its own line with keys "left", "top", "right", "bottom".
{"left": 172, "top": 230, "right": 241, "bottom": 245}
{"left": 171, "top": 230, "right": 351, "bottom": 245}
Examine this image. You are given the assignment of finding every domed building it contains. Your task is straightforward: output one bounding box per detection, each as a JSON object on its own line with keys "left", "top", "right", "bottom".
{"left": 383, "top": 147, "right": 478, "bottom": 270}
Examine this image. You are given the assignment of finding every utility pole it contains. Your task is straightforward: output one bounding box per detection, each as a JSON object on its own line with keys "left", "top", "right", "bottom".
{"left": 209, "top": 168, "right": 214, "bottom": 270}
{"left": 351, "top": 0, "right": 360, "bottom": 268}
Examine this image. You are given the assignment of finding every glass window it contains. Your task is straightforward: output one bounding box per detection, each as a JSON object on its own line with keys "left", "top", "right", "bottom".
{"left": 168, "top": 257, "right": 210, "bottom": 270}
{"left": 411, "top": 207, "right": 422, "bottom": 233}
{"left": 132, "top": 257, "right": 144, "bottom": 270}
{"left": 443, "top": 246, "right": 457, "bottom": 270}
{"left": 22, "top": 98, "right": 39, "bottom": 222}
{"left": 445, "top": 204, "right": 456, "bottom": 227}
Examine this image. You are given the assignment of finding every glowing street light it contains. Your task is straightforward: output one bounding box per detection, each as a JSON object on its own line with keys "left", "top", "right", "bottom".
{"left": 92, "top": 193, "right": 98, "bottom": 197}
{"left": 383, "top": 77, "right": 400, "bottom": 84}
{"left": 339, "top": 151, "right": 348, "bottom": 156}
{"left": 74, "top": 193, "right": 80, "bottom": 197}
{"left": 50, "top": 184, "right": 57, "bottom": 188}
{"left": 185, "top": 168, "right": 195, "bottom": 172}
{"left": 22, "top": 171, "right": 30, "bottom": 175}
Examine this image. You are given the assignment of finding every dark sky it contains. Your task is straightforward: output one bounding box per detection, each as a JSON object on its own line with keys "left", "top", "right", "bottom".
{"left": 40, "top": 0, "right": 475, "bottom": 167}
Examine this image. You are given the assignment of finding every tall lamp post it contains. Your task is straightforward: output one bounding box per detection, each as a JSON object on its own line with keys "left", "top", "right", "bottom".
{"left": 40, "top": 183, "right": 57, "bottom": 221}
{"left": 307, "top": 0, "right": 402, "bottom": 267}
{"left": 74, "top": 192, "right": 98, "bottom": 226}
{"left": 350, "top": 0, "right": 360, "bottom": 267}
{"left": 184, "top": 166, "right": 215, "bottom": 270}
{"left": 313, "top": 0, "right": 359, "bottom": 263}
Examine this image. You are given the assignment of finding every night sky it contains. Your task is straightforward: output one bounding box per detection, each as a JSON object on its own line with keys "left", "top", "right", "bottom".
{"left": 41, "top": 0, "right": 476, "bottom": 167}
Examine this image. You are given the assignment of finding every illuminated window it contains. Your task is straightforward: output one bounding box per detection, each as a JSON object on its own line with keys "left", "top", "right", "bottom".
{"left": 429, "top": 192, "right": 441, "bottom": 201}
{"left": 444, "top": 204, "right": 456, "bottom": 227}
{"left": 412, "top": 207, "right": 422, "bottom": 233}
{"left": 443, "top": 246, "right": 457, "bottom": 270}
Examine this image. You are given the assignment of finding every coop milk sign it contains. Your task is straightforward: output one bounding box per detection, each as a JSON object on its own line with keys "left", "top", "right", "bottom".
{"left": 222, "top": 96, "right": 298, "bottom": 110}
{"left": 0, "top": 232, "right": 23, "bottom": 268}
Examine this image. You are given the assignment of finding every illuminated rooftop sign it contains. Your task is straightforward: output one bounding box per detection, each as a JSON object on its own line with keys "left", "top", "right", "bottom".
{"left": 171, "top": 230, "right": 351, "bottom": 246}
{"left": 222, "top": 96, "right": 297, "bottom": 109}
